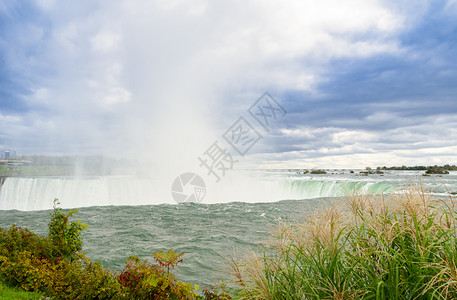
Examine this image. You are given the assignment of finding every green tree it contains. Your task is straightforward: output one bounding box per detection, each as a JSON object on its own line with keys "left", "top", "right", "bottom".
{"left": 48, "top": 199, "right": 87, "bottom": 260}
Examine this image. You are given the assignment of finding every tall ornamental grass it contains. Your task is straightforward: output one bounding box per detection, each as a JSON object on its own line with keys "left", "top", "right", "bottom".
{"left": 228, "top": 183, "right": 457, "bottom": 299}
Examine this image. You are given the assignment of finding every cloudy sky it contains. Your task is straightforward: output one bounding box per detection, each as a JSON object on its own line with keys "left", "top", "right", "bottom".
{"left": 1, "top": 0, "right": 457, "bottom": 169}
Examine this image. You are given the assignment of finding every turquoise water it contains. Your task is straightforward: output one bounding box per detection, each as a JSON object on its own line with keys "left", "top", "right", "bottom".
{"left": 1, "top": 170, "right": 457, "bottom": 289}
{"left": 0, "top": 199, "right": 321, "bottom": 288}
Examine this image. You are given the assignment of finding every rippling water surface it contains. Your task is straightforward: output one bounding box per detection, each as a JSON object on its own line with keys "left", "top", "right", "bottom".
{"left": 1, "top": 170, "right": 457, "bottom": 288}
{"left": 0, "top": 199, "right": 322, "bottom": 287}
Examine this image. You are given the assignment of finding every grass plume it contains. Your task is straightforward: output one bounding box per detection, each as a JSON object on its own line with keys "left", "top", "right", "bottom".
{"left": 227, "top": 182, "right": 457, "bottom": 299}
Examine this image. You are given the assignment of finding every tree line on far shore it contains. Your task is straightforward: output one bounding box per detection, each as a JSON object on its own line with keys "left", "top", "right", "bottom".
{"left": 378, "top": 164, "right": 457, "bottom": 174}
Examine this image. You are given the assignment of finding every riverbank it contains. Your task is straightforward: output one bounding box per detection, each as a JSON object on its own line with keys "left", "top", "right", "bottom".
{"left": 0, "top": 165, "right": 74, "bottom": 177}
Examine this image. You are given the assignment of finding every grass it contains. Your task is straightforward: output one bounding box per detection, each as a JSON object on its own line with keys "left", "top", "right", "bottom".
{"left": 226, "top": 183, "right": 457, "bottom": 299}
{"left": 0, "top": 281, "right": 43, "bottom": 299}
{"left": 0, "top": 165, "right": 74, "bottom": 176}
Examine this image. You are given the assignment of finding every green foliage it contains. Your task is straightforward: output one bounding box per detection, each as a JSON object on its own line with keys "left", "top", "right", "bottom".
{"left": 48, "top": 199, "right": 87, "bottom": 261}
{"left": 46, "top": 254, "right": 122, "bottom": 299}
{"left": 425, "top": 167, "right": 450, "bottom": 174}
{"left": 310, "top": 169, "right": 327, "bottom": 174}
{"left": 154, "top": 248, "right": 184, "bottom": 273}
{"left": 0, "top": 225, "right": 56, "bottom": 291}
{"left": 380, "top": 164, "right": 457, "bottom": 172}
{"left": 0, "top": 248, "right": 122, "bottom": 298}
{"left": 0, "top": 225, "right": 55, "bottom": 261}
{"left": 119, "top": 255, "right": 199, "bottom": 299}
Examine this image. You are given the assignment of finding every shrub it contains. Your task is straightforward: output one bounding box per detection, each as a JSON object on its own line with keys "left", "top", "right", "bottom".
{"left": 46, "top": 254, "right": 122, "bottom": 299}
{"left": 0, "top": 225, "right": 55, "bottom": 261}
{"left": 119, "top": 251, "right": 199, "bottom": 299}
{"left": 48, "top": 199, "right": 87, "bottom": 261}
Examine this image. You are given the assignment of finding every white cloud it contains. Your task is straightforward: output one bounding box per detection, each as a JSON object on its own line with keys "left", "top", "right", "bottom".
{"left": 54, "top": 23, "right": 80, "bottom": 52}
{"left": 91, "top": 31, "right": 121, "bottom": 53}
{"left": 102, "top": 87, "right": 131, "bottom": 106}
{"left": 174, "top": 0, "right": 405, "bottom": 94}
{"left": 24, "top": 88, "right": 52, "bottom": 107}
{"left": 36, "top": 0, "right": 56, "bottom": 11}
{"left": 258, "top": 109, "right": 457, "bottom": 168}
{"left": 332, "top": 130, "right": 377, "bottom": 144}
{"left": 0, "top": 113, "right": 22, "bottom": 125}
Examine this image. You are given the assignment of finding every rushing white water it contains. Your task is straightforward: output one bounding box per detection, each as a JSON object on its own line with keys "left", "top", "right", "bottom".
{"left": 0, "top": 176, "right": 166, "bottom": 211}
{"left": 1, "top": 170, "right": 457, "bottom": 211}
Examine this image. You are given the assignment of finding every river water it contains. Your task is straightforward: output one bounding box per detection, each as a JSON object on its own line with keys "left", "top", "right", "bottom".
{"left": 1, "top": 170, "right": 456, "bottom": 288}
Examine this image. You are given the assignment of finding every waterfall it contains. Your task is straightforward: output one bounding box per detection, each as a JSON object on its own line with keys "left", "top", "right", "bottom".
{"left": 0, "top": 176, "right": 167, "bottom": 211}
{"left": 0, "top": 175, "right": 396, "bottom": 211}
{"left": 281, "top": 180, "right": 394, "bottom": 198}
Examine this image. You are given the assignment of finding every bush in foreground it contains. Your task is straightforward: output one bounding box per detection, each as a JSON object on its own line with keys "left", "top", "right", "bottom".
{"left": 227, "top": 183, "right": 457, "bottom": 299}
